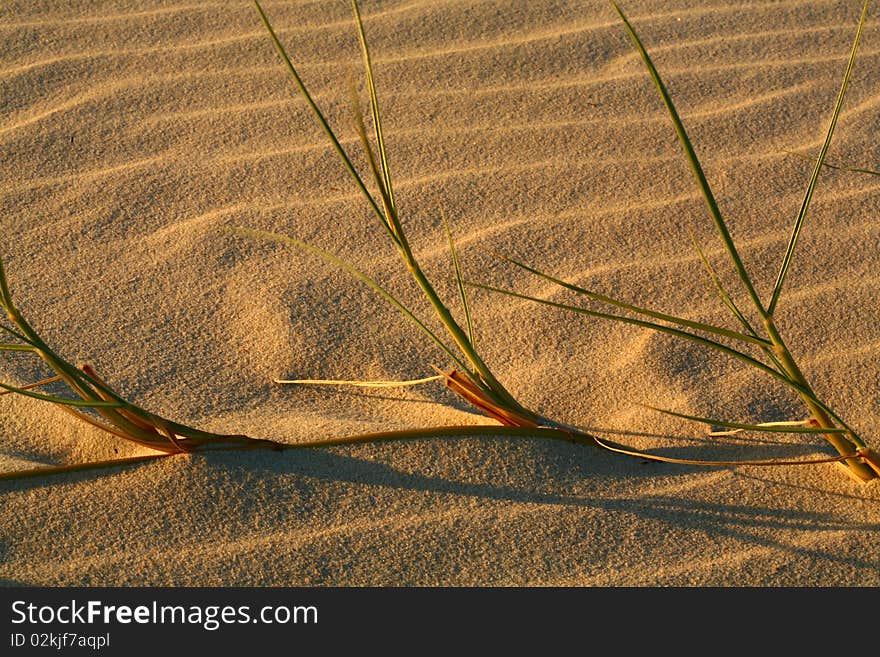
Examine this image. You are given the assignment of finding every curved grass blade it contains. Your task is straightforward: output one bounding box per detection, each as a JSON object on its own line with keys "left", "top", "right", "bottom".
{"left": 611, "top": 0, "right": 765, "bottom": 316}
{"left": 642, "top": 404, "right": 847, "bottom": 434}
{"left": 230, "top": 226, "right": 473, "bottom": 377}
{"left": 768, "top": 0, "right": 872, "bottom": 316}
{"left": 591, "top": 434, "right": 860, "bottom": 468}
{"left": 498, "top": 252, "right": 770, "bottom": 347}
{"left": 443, "top": 211, "right": 475, "bottom": 348}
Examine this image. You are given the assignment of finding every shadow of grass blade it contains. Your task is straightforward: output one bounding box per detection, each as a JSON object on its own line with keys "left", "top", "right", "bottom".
{"left": 611, "top": 1, "right": 765, "bottom": 317}
{"left": 784, "top": 150, "right": 880, "bottom": 177}
{"left": 767, "top": 0, "right": 871, "bottom": 316}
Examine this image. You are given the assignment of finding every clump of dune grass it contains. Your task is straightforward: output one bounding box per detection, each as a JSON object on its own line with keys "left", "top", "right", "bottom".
{"left": 0, "top": 254, "right": 285, "bottom": 478}
{"left": 238, "top": 0, "right": 576, "bottom": 433}
{"left": 473, "top": 0, "right": 880, "bottom": 482}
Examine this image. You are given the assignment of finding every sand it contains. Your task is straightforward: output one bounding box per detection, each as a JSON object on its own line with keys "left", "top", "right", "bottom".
{"left": 1, "top": 0, "right": 878, "bottom": 587}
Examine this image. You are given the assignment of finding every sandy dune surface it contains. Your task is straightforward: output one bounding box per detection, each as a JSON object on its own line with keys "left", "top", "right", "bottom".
{"left": 1, "top": 0, "right": 879, "bottom": 586}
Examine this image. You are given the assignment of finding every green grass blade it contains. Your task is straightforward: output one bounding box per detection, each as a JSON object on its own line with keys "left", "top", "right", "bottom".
{"left": 499, "top": 252, "right": 771, "bottom": 347}
{"left": 253, "top": 1, "right": 393, "bottom": 240}
{"left": 768, "top": 0, "right": 871, "bottom": 316}
{"left": 349, "top": 82, "right": 399, "bottom": 243}
{"left": 0, "top": 454, "right": 174, "bottom": 483}
{"left": 689, "top": 234, "right": 758, "bottom": 337}
{"left": 0, "top": 258, "right": 11, "bottom": 309}
{"left": 688, "top": 235, "right": 798, "bottom": 375}
{"left": 2, "top": 312, "right": 106, "bottom": 403}
{"left": 0, "top": 380, "right": 122, "bottom": 407}
{"left": 230, "top": 226, "right": 473, "bottom": 376}
{"left": 642, "top": 404, "right": 848, "bottom": 434}
{"left": 442, "top": 210, "right": 475, "bottom": 349}
{"left": 784, "top": 150, "right": 880, "bottom": 177}
{"left": 0, "top": 323, "right": 34, "bottom": 344}
{"left": 611, "top": 1, "right": 766, "bottom": 316}
{"left": 0, "top": 343, "right": 33, "bottom": 352}
{"left": 350, "top": 0, "right": 396, "bottom": 214}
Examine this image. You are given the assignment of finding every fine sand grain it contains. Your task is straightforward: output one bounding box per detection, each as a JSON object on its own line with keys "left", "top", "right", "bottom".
{"left": 1, "top": 0, "right": 879, "bottom": 586}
